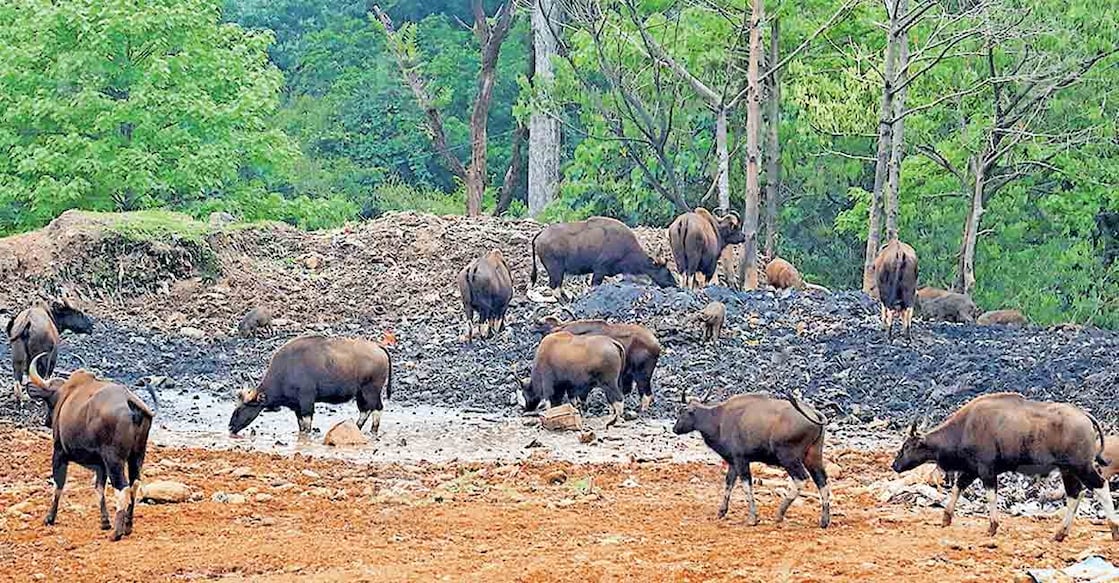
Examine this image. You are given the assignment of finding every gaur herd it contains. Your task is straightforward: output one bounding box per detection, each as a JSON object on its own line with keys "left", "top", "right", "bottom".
{"left": 5, "top": 209, "right": 1115, "bottom": 544}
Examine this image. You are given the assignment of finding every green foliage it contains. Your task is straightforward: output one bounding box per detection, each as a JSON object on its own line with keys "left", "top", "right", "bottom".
{"left": 102, "top": 210, "right": 210, "bottom": 243}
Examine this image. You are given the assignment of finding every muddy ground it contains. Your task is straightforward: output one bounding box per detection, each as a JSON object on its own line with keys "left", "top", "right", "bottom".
{"left": 3, "top": 426, "right": 1117, "bottom": 582}
{"left": 2, "top": 211, "right": 1119, "bottom": 580}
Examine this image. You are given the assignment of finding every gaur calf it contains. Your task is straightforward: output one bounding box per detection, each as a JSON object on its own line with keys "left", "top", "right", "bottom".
{"left": 674, "top": 393, "right": 831, "bottom": 527}
{"left": 873, "top": 239, "right": 918, "bottom": 339}
{"left": 892, "top": 393, "right": 1119, "bottom": 541}
{"left": 26, "top": 353, "right": 154, "bottom": 541}
{"left": 238, "top": 307, "right": 273, "bottom": 337}
{"left": 458, "top": 249, "right": 514, "bottom": 341}
{"left": 667, "top": 208, "right": 743, "bottom": 289}
{"left": 229, "top": 335, "right": 392, "bottom": 437}
{"left": 7, "top": 296, "right": 93, "bottom": 401}
{"left": 518, "top": 331, "right": 628, "bottom": 427}
{"left": 977, "top": 309, "right": 1027, "bottom": 328}
{"left": 692, "top": 301, "right": 726, "bottom": 344}
{"left": 533, "top": 315, "right": 660, "bottom": 412}
{"left": 765, "top": 258, "right": 830, "bottom": 293}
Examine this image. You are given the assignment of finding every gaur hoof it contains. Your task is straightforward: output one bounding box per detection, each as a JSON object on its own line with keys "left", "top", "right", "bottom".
{"left": 745, "top": 517, "right": 759, "bottom": 527}
{"left": 941, "top": 515, "right": 953, "bottom": 527}
{"left": 110, "top": 529, "right": 124, "bottom": 542}
{"left": 100, "top": 520, "right": 112, "bottom": 531}
{"left": 43, "top": 515, "right": 56, "bottom": 527}
{"left": 987, "top": 523, "right": 999, "bottom": 536}
{"left": 1053, "top": 530, "right": 1067, "bottom": 542}
{"left": 820, "top": 514, "right": 830, "bottom": 529}
{"left": 1110, "top": 523, "right": 1119, "bottom": 541}
{"left": 717, "top": 509, "right": 728, "bottom": 519}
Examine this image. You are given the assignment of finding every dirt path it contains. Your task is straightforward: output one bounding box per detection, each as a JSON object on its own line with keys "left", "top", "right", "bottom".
{"left": 1, "top": 426, "right": 1113, "bottom": 582}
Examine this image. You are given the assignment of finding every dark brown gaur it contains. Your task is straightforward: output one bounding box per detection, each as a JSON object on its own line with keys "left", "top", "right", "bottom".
{"left": 674, "top": 392, "right": 831, "bottom": 528}
{"left": 26, "top": 353, "right": 154, "bottom": 541}
{"left": 7, "top": 295, "right": 93, "bottom": 402}
{"left": 517, "top": 331, "right": 628, "bottom": 427}
{"left": 229, "top": 335, "right": 392, "bottom": 437}
{"left": 667, "top": 208, "right": 744, "bottom": 290}
{"left": 892, "top": 393, "right": 1119, "bottom": 541}
{"left": 457, "top": 249, "right": 514, "bottom": 341}
{"left": 977, "top": 309, "right": 1028, "bottom": 328}
{"left": 530, "top": 217, "right": 676, "bottom": 300}
{"left": 237, "top": 307, "right": 273, "bottom": 338}
{"left": 533, "top": 313, "right": 661, "bottom": 412}
{"left": 872, "top": 239, "right": 919, "bottom": 339}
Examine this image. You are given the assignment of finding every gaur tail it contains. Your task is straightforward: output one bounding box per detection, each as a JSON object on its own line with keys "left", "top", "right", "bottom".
{"left": 530, "top": 231, "right": 541, "bottom": 285}
{"left": 142, "top": 384, "right": 161, "bottom": 415}
{"left": 1085, "top": 410, "right": 1108, "bottom": 465}
{"left": 610, "top": 339, "right": 627, "bottom": 383}
{"left": 381, "top": 344, "right": 393, "bottom": 400}
{"left": 127, "top": 394, "right": 156, "bottom": 424}
{"left": 886, "top": 250, "right": 906, "bottom": 309}
{"left": 787, "top": 393, "right": 829, "bottom": 428}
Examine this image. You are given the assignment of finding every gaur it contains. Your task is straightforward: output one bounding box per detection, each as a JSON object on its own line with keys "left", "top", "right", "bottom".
{"left": 667, "top": 208, "right": 743, "bottom": 289}
{"left": 530, "top": 217, "right": 676, "bottom": 300}
{"left": 977, "top": 309, "right": 1027, "bottom": 328}
{"left": 891, "top": 393, "right": 1119, "bottom": 541}
{"left": 458, "top": 249, "right": 514, "bottom": 341}
{"left": 674, "top": 393, "right": 831, "bottom": 528}
{"left": 229, "top": 335, "right": 392, "bottom": 437}
{"left": 918, "top": 290, "right": 978, "bottom": 324}
{"left": 237, "top": 307, "right": 273, "bottom": 337}
{"left": 872, "top": 239, "right": 919, "bottom": 339}
{"left": 517, "top": 331, "right": 628, "bottom": 427}
{"left": 7, "top": 295, "right": 93, "bottom": 402}
{"left": 693, "top": 301, "right": 726, "bottom": 344}
{"left": 765, "top": 258, "right": 830, "bottom": 293}
{"left": 25, "top": 353, "right": 154, "bottom": 541}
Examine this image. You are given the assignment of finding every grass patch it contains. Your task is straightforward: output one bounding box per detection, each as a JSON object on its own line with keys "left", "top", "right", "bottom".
{"left": 101, "top": 210, "right": 210, "bottom": 243}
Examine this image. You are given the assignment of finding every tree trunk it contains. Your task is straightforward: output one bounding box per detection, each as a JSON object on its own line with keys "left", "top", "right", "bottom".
{"left": 494, "top": 124, "right": 527, "bottom": 216}
{"left": 884, "top": 29, "right": 908, "bottom": 241}
{"left": 861, "top": 0, "right": 907, "bottom": 293}
{"left": 737, "top": 0, "right": 763, "bottom": 290}
{"left": 763, "top": 18, "right": 780, "bottom": 259}
{"left": 716, "top": 107, "right": 730, "bottom": 212}
{"left": 955, "top": 157, "right": 984, "bottom": 294}
{"left": 528, "top": 0, "right": 561, "bottom": 218}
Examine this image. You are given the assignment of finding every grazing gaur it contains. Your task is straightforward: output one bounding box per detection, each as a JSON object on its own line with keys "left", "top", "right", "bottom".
{"left": 977, "top": 309, "right": 1028, "bottom": 328}
{"left": 25, "top": 353, "right": 154, "bottom": 541}
{"left": 530, "top": 217, "right": 676, "bottom": 300}
{"left": 692, "top": 301, "right": 726, "bottom": 344}
{"left": 918, "top": 290, "right": 978, "bottom": 323}
{"left": 533, "top": 314, "right": 660, "bottom": 411}
{"left": 872, "top": 239, "right": 919, "bottom": 339}
{"left": 517, "top": 331, "right": 628, "bottom": 427}
{"left": 229, "top": 335, "right": 392, "bottom": 437}
{"left": 458, "top": 249, "right": 514, "bottom": 341}
{"left": 7, "top": 295, "right": 93, "bottom": 401}
{"left": 891, "top": 393, "right": 1119, "bottom": 541}
{"left": 237, "top": 307, "right": 273, "bottom": 338}
{"left": 764, "top": 258, "right": 830, "bottom": 293}
{"left": 674, "top": 393, "right": 830, "bottom": 527}
{"left": 667, "top": 208, "right": 744, "bottom": 289}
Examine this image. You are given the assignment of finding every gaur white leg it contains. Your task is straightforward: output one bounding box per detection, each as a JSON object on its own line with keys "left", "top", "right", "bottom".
{"left": 944, "top": 484, "right": 963, "bottom": 527}
{"left": 480, "top": 320, "right": 491, "bottom": 339}
{"left": 94, "top": 469, "right": 110, "bottom": 530}
{"left": 718, "top": 465, "right": 736, "bottom": 519}
{"left": 356, "top": 410, "right": 371, "bottom": 430}
{"left": 605, "top": 402, "right": 624, "bottom": 428}
{"left": 297, "top": 415, "right": 313, "bottom": 434}
{"left": 1094, "top": 486, "right": 1119, "bottom": 540}
{"left": 818, "top": 483, "right": 832, "bottom": 528}
{"left": 371, "top": 410, "right": 382, "bottom": 434}
{"left": 1055, "top": 492, "right": 1085, "bottom": 541}
{"left": 985, "top": 484, "right": 999, "bottom": 536}
{"left": 13, "top": 380, "right": 23, "bottom": 403}
{"left": 639, "top": 394, "right": 652, "bottom": 412}
{"left": 739, "top": 464, "right": 758, "bottom": 526}
{"left": 776, "top": 478, "right": 805, "bottom": 522}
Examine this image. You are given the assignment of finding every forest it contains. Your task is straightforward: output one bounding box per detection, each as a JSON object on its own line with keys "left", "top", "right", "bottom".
{"left": 0, "top": 0, "right": 1115, "bottom": 326}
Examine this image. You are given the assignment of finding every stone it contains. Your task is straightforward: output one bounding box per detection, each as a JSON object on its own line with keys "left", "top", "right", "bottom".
{"left": 323, "top": 419, "right": 369, "bottom": 447}
{"left": 140, "top": 481, "right": 192, "bottom": 504}
{"left": 231, "top": 466, "right": 254, "bottom": 478}
{"left": 6, "top": 500, "right": 33, "bottom": 515}
{"left": 208, "top": 211, "right": 237, "bottom": 228}
{"left": 540, "top": 404, "right": 583, "bottom": 431}
{"left": 541, "top": 469, "right": 567, "bottom": 485}
{"left": 179, "top": 326, "right": 206, "bottom": 340}
{"left": 255, "top": 493, "right": 273, "bottom": 503}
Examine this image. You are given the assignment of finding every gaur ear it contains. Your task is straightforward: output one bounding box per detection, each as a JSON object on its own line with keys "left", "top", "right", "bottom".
{"left": 907, "top": 419, "right": 920, "bottom": 437}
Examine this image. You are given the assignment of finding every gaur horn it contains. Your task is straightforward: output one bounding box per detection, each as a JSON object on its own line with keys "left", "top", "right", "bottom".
{"left": 907, "top": 418, "right": 920, "bottom": 437}
{"left": 555, "top": 306, "right": 577, "bottom": 321}
{"left": 28, "top": 353, "right": 50, "bottom": 389}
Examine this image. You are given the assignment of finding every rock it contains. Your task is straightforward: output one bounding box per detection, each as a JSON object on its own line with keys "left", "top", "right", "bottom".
{"left": 208, "top": 211, "right": 237, "bottom": 228}
{"left": 302, "top": 253, "right": 325, "bottom": 270}
{"left": 542, "top": 469, "right": 567, "bottom": 485}
{"left": 541, "top": 404, "right": 583, "bottom": 431}
{"left": 578, "top": 431, "right": 596, "bottom": 444}
{"left": 6, "top": 500, "right": 33, "bottom": 515}
{"left": 323, "top": 420, "right": 369, "bottom": 447}
{"left": 179, "top": 326, "right": 205, "bottom": 340}
{"left": 211, "top": 492, "right": 246, "bottom": 504}
{"left": 140, "top": 481, "right": 191, "bottom": 504}
{"left": 825, "top": 461, "right": 843, "bottom": 480}
{"left": 301, "top": 469, "right": 322, "bottom": 480}
{"left": 255, "top": 493, "right": 273, "bottom": 503}
{"left": 621, "top": 476, "right": 639, "bottom": 488}
{"left": 231, "top": 466, "right": 254, "bottom": 478}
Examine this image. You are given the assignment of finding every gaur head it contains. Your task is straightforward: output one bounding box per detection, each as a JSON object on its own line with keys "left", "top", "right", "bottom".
{"left": 49, "top": 296, "right": 94, "bottom": 334}
{"left": 513, "top": 373, "right": 540, "bottom": 412}
{"left": 532, "top": 307, "right": 576, "bottom": 334}
{"left": 673, "top": 397, "right": 705, "bottom": 434}
{"left": 646, "top": 259, "right": 678, "bottom": 288}
{"left": 716, "top": 212, "right": 745, "bottom": 245}
{"left": 891, "top": 420, "right": 933, "bottom": 473}
{"left": 229, "top": 386, "right": 266, "bottom": 435}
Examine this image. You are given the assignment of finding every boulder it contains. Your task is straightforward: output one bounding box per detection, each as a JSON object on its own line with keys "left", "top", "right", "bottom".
{"left": 324, "top": 419, "right": 369, "bottom": 447}
{"left": 541, "top": 404, "right": 583, "bottom": 431}
{"left": 140, "top": 481, "right": 192, "bottom": 504}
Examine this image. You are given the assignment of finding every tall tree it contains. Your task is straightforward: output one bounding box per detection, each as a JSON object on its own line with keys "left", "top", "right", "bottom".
{"left": 763, "top": 17, "right": 781, "bottom": 258}
{"left": 737, "top": 0, "right": 764, "bottom": 290}
{"left": 375, "top": 2, "right": 516, "bottom": 216}
{"left": 528, "top": 0, "right": 562, "bottom": 217}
